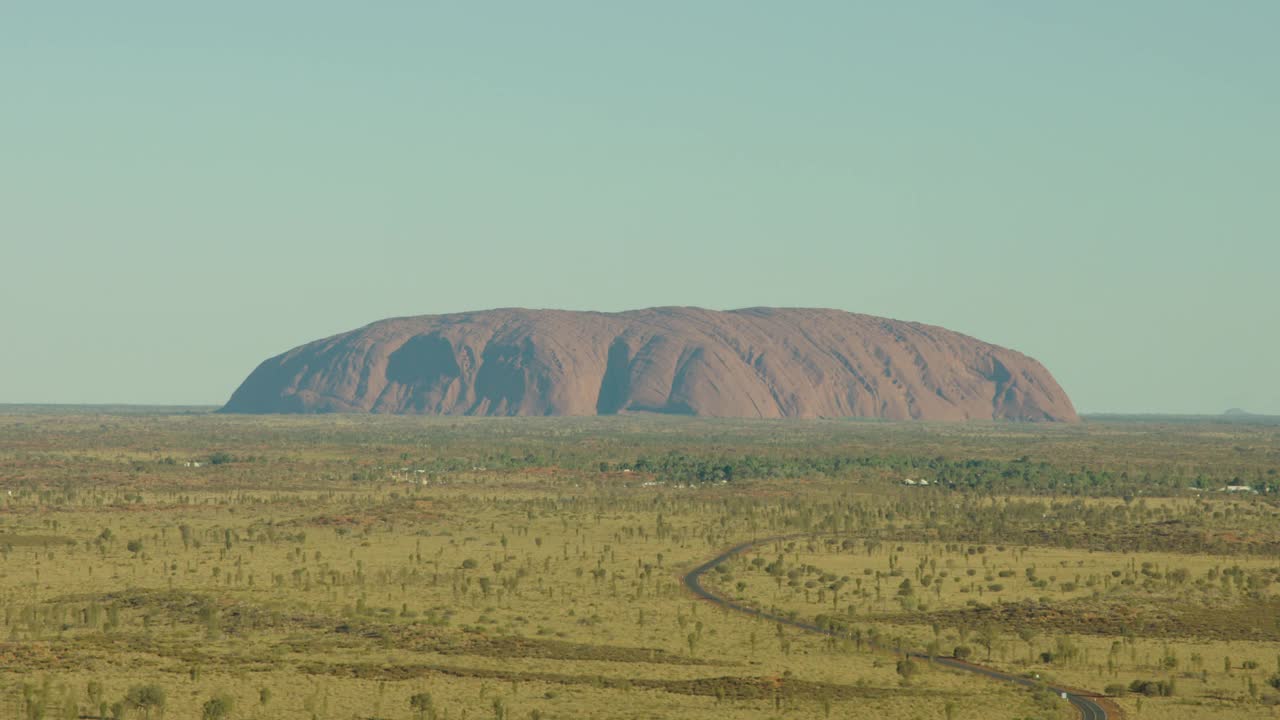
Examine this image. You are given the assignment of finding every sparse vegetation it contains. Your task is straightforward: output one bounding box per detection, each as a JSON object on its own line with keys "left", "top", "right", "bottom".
{"left": 2, "top": 411, "right": 1279, "bottom": 718}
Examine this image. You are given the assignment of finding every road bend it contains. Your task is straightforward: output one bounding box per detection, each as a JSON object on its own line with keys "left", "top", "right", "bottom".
{"left": 682, "top": 536, "right": 1117, "bottom": 720}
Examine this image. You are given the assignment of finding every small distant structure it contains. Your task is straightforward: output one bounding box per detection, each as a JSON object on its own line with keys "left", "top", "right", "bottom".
{"left": 902, "top": 478, "right": 929, "bottom": 486}
{"left": 1223, "top": 484, "right": 1256, "bottom": 493}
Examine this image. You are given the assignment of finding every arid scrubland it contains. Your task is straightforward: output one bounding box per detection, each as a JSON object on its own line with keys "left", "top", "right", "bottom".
{"left": 1, "top": 412, "right": 1278, "bottom": 719}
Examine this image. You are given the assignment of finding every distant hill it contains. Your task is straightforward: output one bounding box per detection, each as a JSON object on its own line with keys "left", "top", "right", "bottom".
{"left": 1222, "top": 409, "right": 1280, "bottom": 424}
{"left": 221, "top": 307, "right": 1078, "bottom": 421}
{"left": 1083, "top": 412, "right": 1280, "bottom": 426}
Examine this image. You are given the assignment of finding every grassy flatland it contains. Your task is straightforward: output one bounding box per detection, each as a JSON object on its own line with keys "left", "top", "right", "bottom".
{"left": 2, "top": 412, "right": 1279, "bottom": 719}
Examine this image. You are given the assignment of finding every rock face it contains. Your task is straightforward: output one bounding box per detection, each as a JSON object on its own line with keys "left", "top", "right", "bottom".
{"left": 221, "top": 307, "right": 1078, "bottom": 421}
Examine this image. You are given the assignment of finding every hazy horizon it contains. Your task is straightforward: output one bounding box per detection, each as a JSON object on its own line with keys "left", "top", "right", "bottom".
{"left": 2, "top": 399, "right": 1278, "bottom": 422}
{"left": 3, "top": 3, "right": 1277, "bottom": 414}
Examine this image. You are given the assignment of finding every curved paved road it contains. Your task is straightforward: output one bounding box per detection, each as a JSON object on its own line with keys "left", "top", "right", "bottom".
{"left": 683, "top": 536, "right": 1115, "bottom": 720}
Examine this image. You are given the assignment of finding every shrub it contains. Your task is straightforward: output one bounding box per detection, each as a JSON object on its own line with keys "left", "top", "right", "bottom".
{"left": 202, "top": 695, "right": 233, "bottom": 720}
{"left": 1128, "top": 678, "right": 1175, "bottom": 697}
{"left": 125, "top": 685, "right": 166, "bottom": 720}
{"left": 410, "top": 692, "right": 436, "bottom": 720}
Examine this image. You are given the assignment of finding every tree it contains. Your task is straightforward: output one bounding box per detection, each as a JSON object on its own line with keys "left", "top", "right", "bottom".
{"left": 896, "top": 657, "right": 919, "bottom": 684}
{"left": 87, "top": 681, "right": 104, "bottom": 711}
{"left": 976, "top": 624, "right": 998, "bottom": 660}
{"left": 1018, "top": 628, "right": 1037, "bottom": 661}
{"left": 21, "top": 680, "right": 47, "bottom": 720}
{"left": 125, "top": 685, "right": 166, "bottom": 720}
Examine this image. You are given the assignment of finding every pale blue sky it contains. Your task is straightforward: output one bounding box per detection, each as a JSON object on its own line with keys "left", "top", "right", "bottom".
{"left": 2, "top": 2, "right": 1277, "bottom": 413}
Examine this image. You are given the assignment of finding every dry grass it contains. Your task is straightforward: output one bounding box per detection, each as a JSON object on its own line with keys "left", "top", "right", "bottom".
{"left": 5, "top": 412, "right": 1280, "bottom": 719}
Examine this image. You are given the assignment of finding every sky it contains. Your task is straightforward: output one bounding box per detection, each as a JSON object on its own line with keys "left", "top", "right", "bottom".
{"left": 2, "top": 2, "right": 1277, "bottom": 414}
